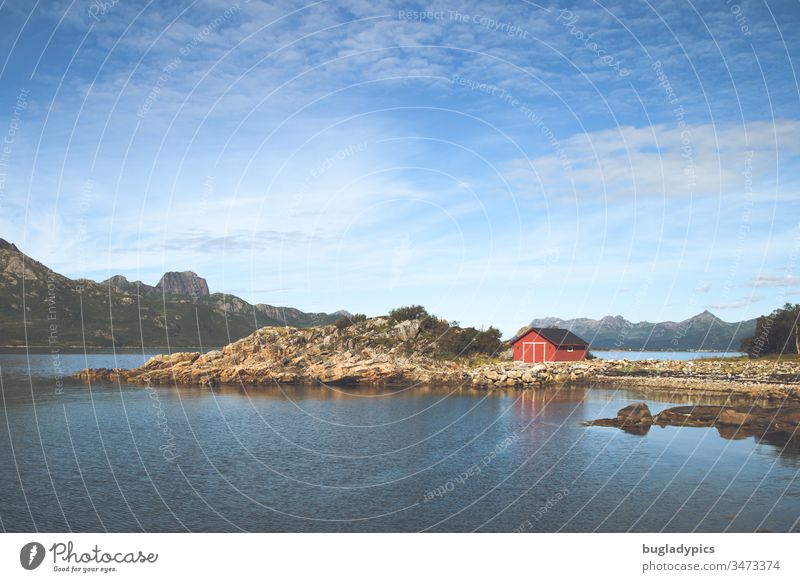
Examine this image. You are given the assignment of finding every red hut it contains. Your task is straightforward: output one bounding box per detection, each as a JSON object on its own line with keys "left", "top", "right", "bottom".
{"left": 508, "top": 327, "right": 589, "bottom": 363}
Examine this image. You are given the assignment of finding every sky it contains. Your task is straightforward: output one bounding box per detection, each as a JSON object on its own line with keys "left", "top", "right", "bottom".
{"left": 0, "top": 0, "right": 799, "bottom": 336}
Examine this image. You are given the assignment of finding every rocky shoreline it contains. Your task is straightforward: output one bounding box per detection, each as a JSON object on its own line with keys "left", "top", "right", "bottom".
{"left": 587, "top": 402, "right": 800, "bottom": 442}
{"left": 471, "top": 360, "right": 800, "bottom": 401}
{"left": 73, "top": 318, "right": 800, "bottom": 402}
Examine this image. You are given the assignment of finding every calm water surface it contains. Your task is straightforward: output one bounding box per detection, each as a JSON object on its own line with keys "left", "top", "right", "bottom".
{"left": 0, "top": 352, "right": 798, "bottom": 532}
{"left": 593, "top": 350, "right": 745, "bottom": 360}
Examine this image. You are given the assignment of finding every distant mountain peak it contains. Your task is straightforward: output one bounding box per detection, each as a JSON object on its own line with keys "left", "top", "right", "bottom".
{"left": 103, "top": 274, "right": 130, "bottom": 286}
{"left": 688, "top": 310, "right": 720, "bottom": 322}
{"left": 155, "top": 271, "right": 210, "bottom": 297}
{"left": 102, "top": 274, "right": 156, "bottom": 295}
{"left": 600, "top": 314, "right": 629, "bottom": 324}
{"left": 528, "top": 311, "right": 754, "bottom": 351}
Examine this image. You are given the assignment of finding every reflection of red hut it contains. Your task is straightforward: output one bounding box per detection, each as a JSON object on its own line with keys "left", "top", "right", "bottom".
{"left": 509, "top": 327, "right": 589, "bottom": 363}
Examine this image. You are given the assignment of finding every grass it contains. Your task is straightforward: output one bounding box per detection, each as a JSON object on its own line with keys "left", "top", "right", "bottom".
{"left": 463, "top": 354, "right": 504, "bottom": 367}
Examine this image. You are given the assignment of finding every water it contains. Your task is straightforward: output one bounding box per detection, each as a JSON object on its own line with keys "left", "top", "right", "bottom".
{"left": 594, "top": 350, "right": 745, "bottom": 361}
{"left": 0, "top": 352, "right": 798, "bottom": 532}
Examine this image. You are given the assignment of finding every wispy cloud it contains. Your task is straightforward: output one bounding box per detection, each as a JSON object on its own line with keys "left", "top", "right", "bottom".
{"left": 707, "top": 297, "right": 763, "bottom": 309}
{"left": 504, "top": 120, "right": 800, "bottom": 201}
{"left": 750, "top": 275, "right": 800, "bottom": 287}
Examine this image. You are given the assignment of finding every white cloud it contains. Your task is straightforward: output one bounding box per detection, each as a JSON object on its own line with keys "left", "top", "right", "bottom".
{"left": 504, "top": 120, "right": 800, "bottom": 201}
{"left": 750, "top": 275, "right": 800, "bottom": 287}
{"left": 695, "top": 283, "right": 712, "bottom": 293}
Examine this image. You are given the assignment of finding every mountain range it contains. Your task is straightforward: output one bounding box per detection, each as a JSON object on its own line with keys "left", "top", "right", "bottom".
{"left": 0, "top": 237, "right": 760, "bottom": 351}
{"left": 529, "top": 311, "right": 756, "bottom": 351}
{"left": 0, "top": 239, "right": 345, "bottom": 348}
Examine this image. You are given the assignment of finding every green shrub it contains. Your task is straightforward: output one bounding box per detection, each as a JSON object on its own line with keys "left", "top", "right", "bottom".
{"left": 741, "top": 303, "right": 800, "bottom": 357}
{"left": 335, "top": 313, "right": 367, "bottom": 330}
{"left": 386, "top": 306, "right": 502, "bottom": 359}
{"left": 388, "top": 305, "right": 429, "bottom": 322}
{"left": 436, "top": 325, "right": 502, "bottom": 359}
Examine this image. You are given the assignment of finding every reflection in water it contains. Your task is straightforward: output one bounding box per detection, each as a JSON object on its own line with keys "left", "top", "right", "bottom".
{"left": 1, "top": 352, "right": 799, "bottom": 532}
{"left": 715, "top": 425, "right": 800, "bottom": 457}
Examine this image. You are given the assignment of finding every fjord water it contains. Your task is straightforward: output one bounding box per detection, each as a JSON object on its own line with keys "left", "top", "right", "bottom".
{"left": 592, "top": 350, "right": 746, "bottom": 360}
{"left": 0, "top": 352, "right": 798, "bottom": 533}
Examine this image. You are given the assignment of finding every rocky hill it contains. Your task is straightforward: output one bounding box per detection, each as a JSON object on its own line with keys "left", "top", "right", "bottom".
{"left": 530, "top": 310, "right": 756, "bottom": 351}
{"left": 76, "top": 316, "right": 474, "bottom": 386}
{"left": 0, "top": 239, "right": 343, "bottom": 347}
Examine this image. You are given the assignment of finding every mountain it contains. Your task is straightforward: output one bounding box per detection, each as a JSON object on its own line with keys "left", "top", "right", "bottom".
{"left": 0, "top": 239, "right": 344, "bottom": 347}
{"left": 156, "top": 271, "right": 209, "bottom": 296}
{"left": 101, "top": 271, "right": 210, "bottom": 297}
{"left": 528, "top": 310, "right": 756, "bottom": 351}
{"left": 101, "top": 274, "right": 156, "bottom": 295}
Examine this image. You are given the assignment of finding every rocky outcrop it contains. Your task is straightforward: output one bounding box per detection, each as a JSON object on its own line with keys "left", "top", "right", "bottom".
{"left": 586, "top": 403, "right": 655, "bottom": 434}
{"left": 0, "top": 238, "right": 19, "bottom": 252}
{"left": 654, "top": 405, "right": 723, "bottom": 427}
{"left": 2, "top": 253, "right": 39, "bottom": 281}
{"left": 155, "top": 271, "right": 210, "bottom": 297}
{"left": 75, "top": 317, "right": 472, "bottom": 387}
{"left": 588, "top": 402, "right": 800, "bottom": 441}
{"left": 618, "top": 402, "right": 654, "bottom": 423}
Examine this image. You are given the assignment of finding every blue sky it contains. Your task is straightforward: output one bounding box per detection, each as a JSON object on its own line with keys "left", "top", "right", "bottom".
{"left": 0, "top": 0, "right": 799, "bottom": 335}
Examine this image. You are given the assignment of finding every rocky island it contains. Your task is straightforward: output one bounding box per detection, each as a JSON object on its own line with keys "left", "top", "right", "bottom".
{"left": 74, "top": 314, "right": 800, "bottom": 402}
{"left": 75, "top": 316, "right": 478, "bottom": 387}
{"left": 587, "top": 402, "right": 800, "bottom": 444}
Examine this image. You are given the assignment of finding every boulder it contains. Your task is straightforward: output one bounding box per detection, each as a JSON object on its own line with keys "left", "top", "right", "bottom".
{"left": 616, "top": 402, "right": 653, "bottom": 424}
{"left": 718, "top": 407, "right": 800, "bottom": 435}
{"left": 655, "top": 405, "right": 723, "bottom": 427}
{"left": 498, "top": 348, "right": 514, "bottom": 361}
{"left": 586, "top": 402, "right": 654, "bottom": 434}
{"left": 394, "top": 320, "right": 421, "bottom": 342}
{"left": 591, "top": 403, "right": 800, "bottom": 442}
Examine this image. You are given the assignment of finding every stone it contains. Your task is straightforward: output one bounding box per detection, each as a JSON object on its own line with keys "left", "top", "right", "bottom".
{"left": 617, "top": 402, "right": 653, "bottom": 424}
{"left": 655, "top": 405, "right": 722, "bottom": 427}
{"left": 394, "top": 320, "right": 421, "bottom": 341}
{"left": 590, "top": 403, "right": 800, "bottom": 442}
